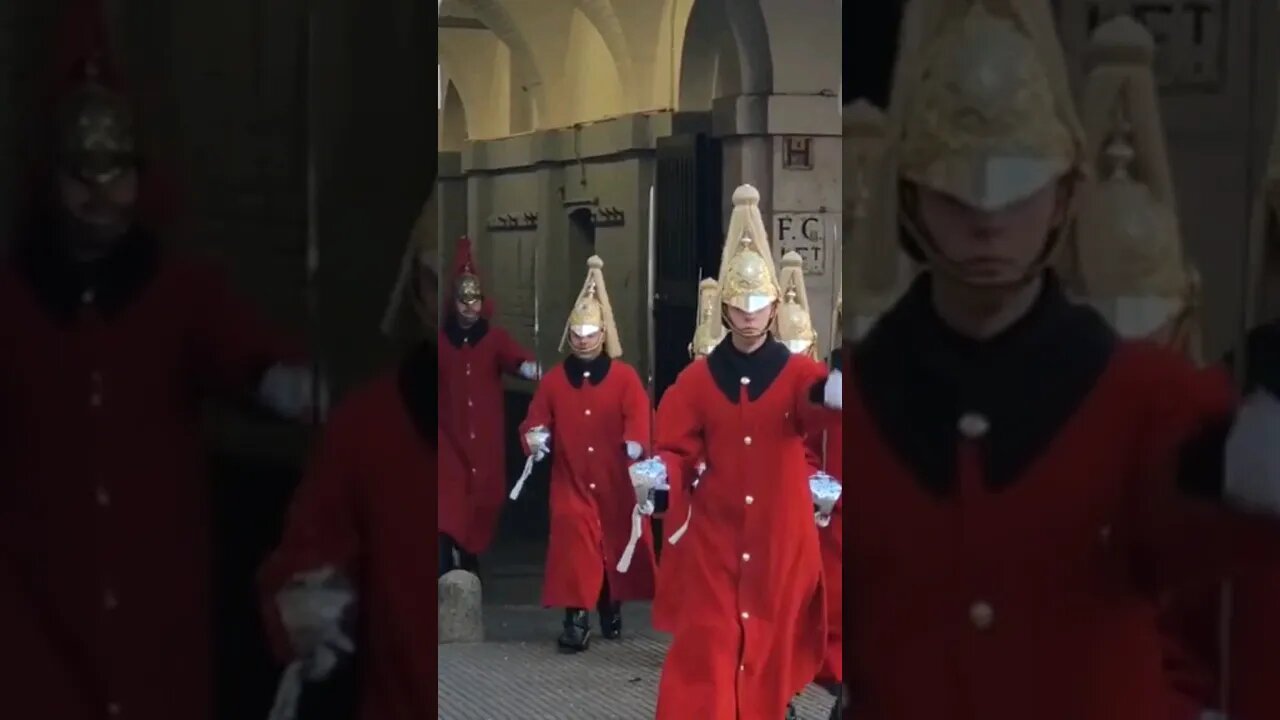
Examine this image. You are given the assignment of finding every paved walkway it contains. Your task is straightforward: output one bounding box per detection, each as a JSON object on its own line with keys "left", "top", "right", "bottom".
{"left": 439, "top": 603, "right": 838, "bottom": 719}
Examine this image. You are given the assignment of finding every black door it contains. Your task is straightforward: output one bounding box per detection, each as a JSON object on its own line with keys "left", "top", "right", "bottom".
{"left": 654, "top": 133, "right": 723, "bottom": 402}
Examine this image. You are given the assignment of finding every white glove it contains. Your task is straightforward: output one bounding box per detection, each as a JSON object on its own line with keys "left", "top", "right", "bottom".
{"left": 259, "top": 363, "right": 329, "bottom": 422}
{"left": 625, "top": 441, "right": 643, "bottom": 460}
{"left": 524, "top": 426, "right": 551, "bottom": 461}
{"left": 1224, "top": 390, "right": 1280, "bottom": 515}
{"left": 275, "top": 566, "right": 355, "bottom": 681}
{"left": 628, "top": 457, "right": 669, "bottom": 516}
{"left": 822, "top": 369, "right": 842, "bottom": 410}
{"left": 810, "top": 471, "right": 841, "bottom": 528}
{"left": 519, "top": 361, "right": 541, "bottom": 380}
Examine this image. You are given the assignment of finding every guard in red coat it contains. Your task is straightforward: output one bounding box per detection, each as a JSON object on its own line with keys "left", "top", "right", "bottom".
{"left": 259, "top": 203, "right": 440, "bottom": 720}
{"left": 518, "top": 256, "right": 655, "bottom": 651}
{"left": 841, "top": 2, "right": 1280, "bottom": 718}
{"left": 438, "top": 235, "right": 538, "bottom": 574}
{"left": 650, "top": 277, "right": 724, "bottom": 635}
{"left": 633, "top": 184, "right": 842, "bottom": 720}
{"left": 0, "top": 4, "right": 317, "bottom": 719}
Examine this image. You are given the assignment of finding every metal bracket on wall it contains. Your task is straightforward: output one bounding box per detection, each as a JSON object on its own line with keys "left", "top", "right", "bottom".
{"left": 593, "top": 207, "right": 626, "bottom": 228}
{"left": 487, "top": 213, "right": 539, "bottom": 231}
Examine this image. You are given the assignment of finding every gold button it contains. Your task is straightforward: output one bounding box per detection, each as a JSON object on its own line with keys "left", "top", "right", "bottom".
{"left": 740, "top": 611, "right": 750, "bottom": 620}
{"left": 589, "top": 483, "right": 596, "bottom": 490}
{"left": 745, "top": 495, "right": 754, "bottom": 505}
{"left": 1099, "top": 525, "right": 1112, "bottom": 543}
{"left": 742, "top": 553, "right": 751, "bottom": 562}
{"left": 471, "top": 467, "right": 477, "bottom": 474}
{"left": 743, "top": 436, "right": 752, "bottom": 446}
{"left": 90, "top": 393, "right": 103, "bottom": 407}
{"left": 96, "top": 487, "right": 110, "bottom": 507}
{"left": 588, "top": 446, "right": 595, "bottom": 453}
{"left": 739, "top": 376, "right": 750, "bottom": 385}
{"left": 957, "top": 413, "right": 990, "bottom": 439}
{"left": 467, "top": 399, "right": 473, "bottom": 407}
{"left": 584, "top": 409, "right": 591, "bottom": 416}
{"left": 969, "top": 601, "right": 995, "bottom": 630}
{"left": 469, "top": 432, "right": 476, "bottom": 439}
{"left": 82, "top": 290, "right": 95, "bottom": 305}
{"left": 583, "top": 371, "right": 592, "bottom": 379}
{"left": 107, "top": 702, "right": 121, "bottom": 717}
{"left": 104, "top": 590, "right": 118, "bottom": 610}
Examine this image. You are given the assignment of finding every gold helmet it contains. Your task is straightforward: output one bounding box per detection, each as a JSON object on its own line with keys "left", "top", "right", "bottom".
{"left": 892, "top": 0, "right": 1087, "bottom": 215}
{"left": 382, "top": 193, "right": 439, "bottom": 337}
{"left": 717, "top": 184, "right": 780, "bottom": 313}
{"left": 560, "top": 255, "right": 622, "bottom": 358}
{"left": 56, "top": 59, "right": 138, "bottom": 185}
{"left": 775, "top": 252, "right": 819, "bottom": 358}
{"left": 1073, "top": 17, "right": 1195, "bottom": 351}
{"left": 845, "top": 99, "right": 910, "bottom": 341}
{"left": 689, "top": 277, "right": 726, "bottom": 358}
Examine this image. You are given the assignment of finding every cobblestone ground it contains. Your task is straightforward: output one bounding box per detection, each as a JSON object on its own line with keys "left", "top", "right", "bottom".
{"left": 439, "top": 604, "right": 838, "bottom": 720}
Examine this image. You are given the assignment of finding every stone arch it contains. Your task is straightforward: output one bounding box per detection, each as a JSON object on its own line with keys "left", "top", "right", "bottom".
{"left": 453, "top": 0, "right": 548, "bottom": 127}
{"left": 677, "top": 0, "right": 773, "bottom": 111}
{"left": 440, "top": 80, "right": 468, "bottom": 151}
{"left": 573, "top": 0, "right": 635, "bottom": 98}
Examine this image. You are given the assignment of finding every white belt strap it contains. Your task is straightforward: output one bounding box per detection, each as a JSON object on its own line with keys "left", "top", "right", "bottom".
{"left": 667, "top": 505, "right": 692, "bottom": 545}
{"left": 509, "top": 455, "right": 538, "bottom": 500}
{"left": 266, "top": 661, "right": 304, "bottom": 720}
{"left": 616, "top": 507, "right": 644, "bottom": 573}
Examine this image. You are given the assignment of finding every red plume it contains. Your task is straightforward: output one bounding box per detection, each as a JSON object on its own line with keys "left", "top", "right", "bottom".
{"left": 451, "top": 235, "right": 495, "bottom": 318}
{"left": 19, "top": 0, "right": 183, "bottom": 234}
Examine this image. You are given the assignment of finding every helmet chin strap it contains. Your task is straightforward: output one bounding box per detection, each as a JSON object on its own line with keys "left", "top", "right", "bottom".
{"left": 899, "top": 208, "right": 1068, "bottom": 303}
{"left": 571, "top": 333, "right": 605, "bottom": 359}
{"left": 721, "top": 305, "right": 775, "bottom": 341}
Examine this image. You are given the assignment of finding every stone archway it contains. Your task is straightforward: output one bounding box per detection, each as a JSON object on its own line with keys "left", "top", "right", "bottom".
{"left": 440, "top": 80, "right": 468, "bottom": 151}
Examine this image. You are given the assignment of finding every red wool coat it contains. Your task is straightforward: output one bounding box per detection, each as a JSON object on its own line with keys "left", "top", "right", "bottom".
{"left": 519, "top": 354, "right": 655, "bottom": 608}
{"left": 0, "top": 233, "right": 297, "bottom": 720}
{"left": 650, "top": 387, "right": 701, "bottom": 635}
{"left": 260, "top": 349, "right": 437, "bottom": 720}
{"left": 807, "top": 400, "right": 843, "bottom": 687}
{"left": 652, "top": 341, "right": 833, "bottom": 720}
{"left": 438, "top": 317, "right": 533, "bottom": 554}
{"left": 847, "top": 306, "right": 1280, "bottom": 720}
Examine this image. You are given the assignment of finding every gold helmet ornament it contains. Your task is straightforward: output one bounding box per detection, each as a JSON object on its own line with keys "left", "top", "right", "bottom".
{"left": 56, "top": 59, "right": 138, "bottom": 185}
{"left": 891, "top": 0, "right": 1088, "bottom": 281}
{"left": 450, "top": 236, "right": 485, "bottom": 308}
{"left": 1073, "top": 17, "right": 1197, "bottom": 357}
{"left": 775, "top": 252, "right": 819, "bottom": 358}
{"left": 689, "top": 277, "right": 726, "bottom": 358}
{"left": 382, "top": 192, "right": 440, "bottom": 337}
{"left": 560, "top": 255, "right": 622, "bottom": 359}
{"left": 717, "top": 184, "right": 780, "bottom": 314}
{"left": 845, "top": 99, "right": 911, "bottom": 341}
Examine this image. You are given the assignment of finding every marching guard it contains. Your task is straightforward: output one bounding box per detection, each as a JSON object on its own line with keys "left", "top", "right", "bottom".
{"left": 0, "top": 2, "right": 318, "bottom": 718}
{"left": 518, "top": 256, "right": 656, "bottom": 652}
{"left": 632, "top": 185, "right": 842, "bottom": 719}
{"left": 258, "top": 195, "right": 441, "bottom": 720}
{"left": 842, "top": 1, "right": 1280, "bottom": 718}
{"left": 438, "top": 236, "right": 538, "bottom": 575}
{"left": 651, "top": 277, "right": 724, "bottom": 635}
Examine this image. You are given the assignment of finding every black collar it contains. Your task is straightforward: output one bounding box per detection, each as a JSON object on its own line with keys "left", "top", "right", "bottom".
{"left": 14, "top": 219, "right": 160, "bottom": 324}
{"left": 397, "top": 340, "right": 438, "bottom": 447}
{"left": 855, "top": 272, "right": 1116, "bottom": 495}
{"left": 706, "top": 337, "right": 791, "bottom": 403}
{"left": 564, "top": 353, "right": 611, "bottom": 388}
{"left": 443, "top": 315, "right": 489, "bottom": 348}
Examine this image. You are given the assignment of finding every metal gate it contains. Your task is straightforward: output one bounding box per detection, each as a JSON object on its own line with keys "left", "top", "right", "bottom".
{"left": 653, "top": 133, "right": 723, "bottom": 402}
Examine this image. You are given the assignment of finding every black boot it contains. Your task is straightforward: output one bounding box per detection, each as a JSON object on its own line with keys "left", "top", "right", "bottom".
{"left": 557, "top": 609, "right": 591, "bottom": 652}
{"left": 438, "top": 534, "right": 459, "bottom": 578}
{"left": 596, "top": 575, "right": 622, "bottom": 639}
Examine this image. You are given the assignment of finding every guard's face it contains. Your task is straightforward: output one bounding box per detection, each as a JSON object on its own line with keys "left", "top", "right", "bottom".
{"left": 725, "top": 303, "right": 775, "bottom": 339}
{"left": 454, "top": 298, "right": 481, "bottom": 326}
{"left": 569, "top": 329, "right": 604, "bottom": 358}
{"left": 58, "top": 168, "right": 138, "bottom": 252}
{"left": 916, "top": 180, "right": 1066, "bottom": 285}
